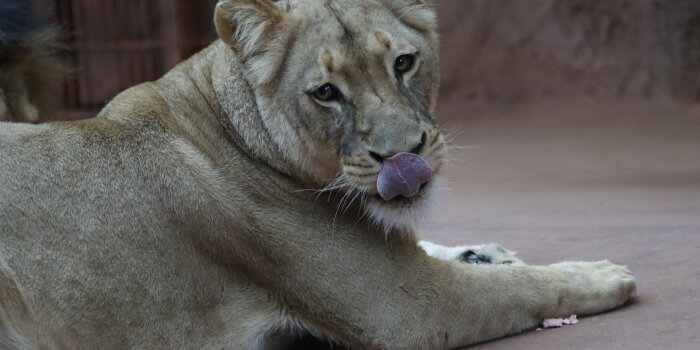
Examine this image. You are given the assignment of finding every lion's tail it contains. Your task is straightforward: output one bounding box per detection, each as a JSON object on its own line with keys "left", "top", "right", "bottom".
{"left": 0, "top": 1, "right": 67, "bottom": 123}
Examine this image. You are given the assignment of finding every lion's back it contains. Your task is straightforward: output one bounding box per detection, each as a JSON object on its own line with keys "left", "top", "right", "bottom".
{"left": 0, "top": 116, "right": 221, "bottom": 347}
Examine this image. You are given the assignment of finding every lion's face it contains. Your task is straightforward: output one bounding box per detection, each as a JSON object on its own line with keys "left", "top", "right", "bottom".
{"left": 216, "top": 0, "right": 444, "bottom": 231}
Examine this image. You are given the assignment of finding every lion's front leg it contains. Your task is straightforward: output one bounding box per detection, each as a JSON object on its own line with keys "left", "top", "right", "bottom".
{"left": 225, "top": 224, "right": 636, "bottom": 349}
{"left": 545, "top": 260, "right": 637, "bottom": 315}
{"left": 418, "top": 241, "right": 525, "bottom": 265}
{"left": 1, "top": 82, "right": 39, "bottom": 123}
{"left": 0, "top": 88, "right": 8, "bottom": 122}
{"left": 430, "top": 260, "right": 635, "bottom": 348}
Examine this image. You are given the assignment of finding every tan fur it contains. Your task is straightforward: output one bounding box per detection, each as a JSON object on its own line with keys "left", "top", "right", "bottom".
{"left": 0, "top": 1, "right": 635, "bottom": 349}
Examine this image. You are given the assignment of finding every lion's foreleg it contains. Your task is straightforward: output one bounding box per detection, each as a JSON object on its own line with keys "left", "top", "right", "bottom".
{"left": 431, "top": 260, "right": 634, "bottom": 348}
{"left": 239, "top": 229, "right": 634, "bottom": 349}
{"left": 0, "top": 88, "right": 11, "bottom": 122}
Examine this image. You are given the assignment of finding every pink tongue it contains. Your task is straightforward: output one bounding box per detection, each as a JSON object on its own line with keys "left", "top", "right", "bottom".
{"left": 377, "top": 152, "right": 432, "bottom": 201}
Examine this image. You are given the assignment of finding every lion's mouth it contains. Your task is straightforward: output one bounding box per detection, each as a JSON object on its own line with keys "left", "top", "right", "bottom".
{"left": 363, "top": 176, "right": 436, "bottom": 231}
{"left": 371, "top": 182, "right": 430, "bottom": 212}
{"left": 373, "top": 182, "right": 429, "bottom": 203}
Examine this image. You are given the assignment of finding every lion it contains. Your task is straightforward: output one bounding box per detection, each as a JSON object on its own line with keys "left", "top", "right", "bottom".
{"left": 0, "top": 1, "right": 66, "bottom": 123}
{"left": 0, "top": 0, "right": 635, "bottom": 349}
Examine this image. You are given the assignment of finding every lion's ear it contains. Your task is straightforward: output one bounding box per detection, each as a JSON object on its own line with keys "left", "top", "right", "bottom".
{"left": 215, "top": 0, "right": 289, "bottom": 84}
{"left": 383, "top": 0, "right": 437, "bottom": 31}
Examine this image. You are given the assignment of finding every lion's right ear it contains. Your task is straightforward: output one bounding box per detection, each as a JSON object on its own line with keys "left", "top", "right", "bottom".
{"left": 383, "top": 0, "right": 437, "bottom": 32}
{"left": 215, "top": 0, "right": 289, "bottom": 84}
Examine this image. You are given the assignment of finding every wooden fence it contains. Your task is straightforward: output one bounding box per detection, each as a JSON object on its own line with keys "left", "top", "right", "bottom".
{"left": 27, "top": 0, "right": 219, "bottom": 118}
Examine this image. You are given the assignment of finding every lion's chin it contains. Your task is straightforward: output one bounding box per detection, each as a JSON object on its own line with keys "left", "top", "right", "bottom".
{"left": 363, "top": 178, "right": 442, "bottom": 234}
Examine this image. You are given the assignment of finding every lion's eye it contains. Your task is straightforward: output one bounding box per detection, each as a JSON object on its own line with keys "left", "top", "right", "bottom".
{"left": 311, "top": 83, "right": 340, "bottom": 102}
{"left": 394, "top": 54, "right": 416, "bottom": 73}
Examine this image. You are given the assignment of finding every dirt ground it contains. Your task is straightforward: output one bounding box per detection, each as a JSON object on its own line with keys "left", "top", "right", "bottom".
{"left": 422, "top": 99, "right": 700, "bottom": 349}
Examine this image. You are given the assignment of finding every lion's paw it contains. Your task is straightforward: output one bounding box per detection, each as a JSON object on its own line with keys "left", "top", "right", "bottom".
{"left": 550, "top": 260, "right": 636, "bottom": 316}
{"left": 419, "top": 241, "right": 524, "bottom": 265}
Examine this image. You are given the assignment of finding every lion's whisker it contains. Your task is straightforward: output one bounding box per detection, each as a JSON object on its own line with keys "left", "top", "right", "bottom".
{"left": 332, "top": 185, "right": 358, "bottom": 234}
{"left": 343, "top": 188, "right": 364, "bottom": 215}
{"left": 447, "top": 144, "right": 480, "bottom": 150}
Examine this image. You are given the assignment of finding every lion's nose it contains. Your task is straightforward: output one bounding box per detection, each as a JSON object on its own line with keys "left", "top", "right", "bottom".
{"left": 368, "top": 131, "right": 427, "bottom": 163}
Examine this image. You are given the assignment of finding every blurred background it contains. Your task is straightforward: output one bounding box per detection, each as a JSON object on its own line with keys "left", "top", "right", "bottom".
{"left": 18, "top": 0, "right": 700, "bottom": 119}
{"left": 23, "top": 0, "right": 219, "bottom": 119}
{"left": 9, "top": 1, "right": 700, "bottom": 349}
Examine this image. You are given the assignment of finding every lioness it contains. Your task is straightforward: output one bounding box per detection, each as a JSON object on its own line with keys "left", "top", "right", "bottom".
{"left": 0, "top": 0, "right": 635, "bottom": 349}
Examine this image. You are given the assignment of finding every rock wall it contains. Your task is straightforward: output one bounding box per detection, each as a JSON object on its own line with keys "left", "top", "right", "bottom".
{"left": 436, "top": 0, "right": 700, "bottom": 101}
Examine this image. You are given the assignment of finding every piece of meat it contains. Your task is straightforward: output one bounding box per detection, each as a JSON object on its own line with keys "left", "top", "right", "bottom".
{"left": 541, "top": 314, "right": 579, "bottom": 329}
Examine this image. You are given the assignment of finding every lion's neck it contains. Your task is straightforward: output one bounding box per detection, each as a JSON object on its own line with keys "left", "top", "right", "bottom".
{"left": 209, "top": 42, "right": 310, "bottom": 182}
{"left": 162, "top": 41, "right": 308, "bottom": 185}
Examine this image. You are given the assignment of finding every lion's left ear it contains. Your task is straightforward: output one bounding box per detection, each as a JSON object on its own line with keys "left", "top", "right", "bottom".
{"left": 383, "top": 0, "right": 437, "bottom": 32}
{"left": 215, "top": 0, "right": 291, "bottom": 85}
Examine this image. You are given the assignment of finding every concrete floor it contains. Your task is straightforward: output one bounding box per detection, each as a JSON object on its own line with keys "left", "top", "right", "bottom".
{"left": 421, "top": 99, "right": 700, "bottom": 349}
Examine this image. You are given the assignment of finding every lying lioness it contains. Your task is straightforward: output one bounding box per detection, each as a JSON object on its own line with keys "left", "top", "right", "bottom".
{"left": 0, "top": 0, "right": 635, "bottom": 349}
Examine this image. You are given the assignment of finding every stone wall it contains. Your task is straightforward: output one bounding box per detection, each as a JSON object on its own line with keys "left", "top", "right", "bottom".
{"left": 436, "top": 0, "right": 700, "bottom": 101}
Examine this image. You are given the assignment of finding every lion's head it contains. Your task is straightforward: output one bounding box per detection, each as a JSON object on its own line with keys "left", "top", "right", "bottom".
{"left": 215, "top": 0, "right": 445, "bottom": 231}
